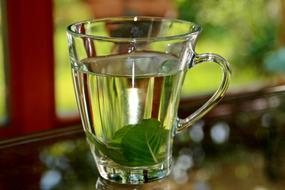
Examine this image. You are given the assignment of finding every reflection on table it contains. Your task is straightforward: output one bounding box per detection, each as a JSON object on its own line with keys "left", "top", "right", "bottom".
{"left": 1, "top": 87, "right": 285, "bottom": 190}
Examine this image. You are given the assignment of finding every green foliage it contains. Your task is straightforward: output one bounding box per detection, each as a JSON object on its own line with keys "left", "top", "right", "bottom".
{"left": 50, "top": 0, "right": 283, "bottom": 115}
{"left": 86, "top": 119, "right": 169, "bottom": 166}
{"left": 175, "top": 0, "right": 281, "bottom": 72}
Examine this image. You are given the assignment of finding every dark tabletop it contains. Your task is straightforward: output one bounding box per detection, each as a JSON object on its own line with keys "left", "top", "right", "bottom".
{"left": 1, "top": 89, "right": 285, "bottom": 190}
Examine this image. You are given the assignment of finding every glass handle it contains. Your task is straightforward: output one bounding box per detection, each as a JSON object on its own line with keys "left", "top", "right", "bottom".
{"left": 176, "top": 53, "right": 231, "bottom": 133}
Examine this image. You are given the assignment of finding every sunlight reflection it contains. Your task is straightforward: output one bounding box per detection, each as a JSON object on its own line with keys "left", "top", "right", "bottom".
{"left": 193, "top": 180, "right": 210, "bottom": 190}
{"left": 172, "top": 152, "right": 193, "bottom": 184}
{"left": 210, "top": 122, "right": 230, "bottom": 144}
{"left": 40, "top": 170, "right": 62, "bottom": 190}
{"left": 254, "top": 186, "right": 267, "bottom": 190}
{"left": 261, "top": 113, "right": 272, "bottom": 128}
{"left": 189, "top": 120, "right": 205, "bottom": 143}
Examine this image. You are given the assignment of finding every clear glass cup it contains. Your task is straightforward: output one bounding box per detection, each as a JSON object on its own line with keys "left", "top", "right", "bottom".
{"left": 67, "top": 16, "right": 231, "bottom": 184}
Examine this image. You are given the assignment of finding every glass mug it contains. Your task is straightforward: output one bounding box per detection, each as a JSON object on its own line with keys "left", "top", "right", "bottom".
{"left": 67, "top": 17, "right": 230, "bottom": 184}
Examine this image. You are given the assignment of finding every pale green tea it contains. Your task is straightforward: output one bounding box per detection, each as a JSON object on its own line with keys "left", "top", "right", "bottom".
{"left": 72, "top": 52, "right": 185, "bottom": 167}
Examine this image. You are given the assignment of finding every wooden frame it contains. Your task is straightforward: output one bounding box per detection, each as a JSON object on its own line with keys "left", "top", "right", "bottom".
{"left": 0, "top": 0, "right": 56, "bottom": 137}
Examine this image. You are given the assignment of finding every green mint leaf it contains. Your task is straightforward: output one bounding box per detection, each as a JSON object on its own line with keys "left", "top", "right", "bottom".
{"left": 140, "top": 119, "right": 161, "bottom": 128}
{"left": 121, "top": 119, "right": 168, "bottom": 166}
{"left": 108, "top": 125, "right": 133, "bottom": 145}
{"left": 85, "top": 131, "right": 129, "bottom": 165}
{"left": 86, "top": 119, "right": 169, "bottom": 167}
{"left": 121, "top": 125, "right": 157, "bottom": 165}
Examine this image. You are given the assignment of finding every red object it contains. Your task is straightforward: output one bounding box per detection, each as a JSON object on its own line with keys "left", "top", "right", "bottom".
{"left": 0, "top": 0, "right": 56, "bottom": 137}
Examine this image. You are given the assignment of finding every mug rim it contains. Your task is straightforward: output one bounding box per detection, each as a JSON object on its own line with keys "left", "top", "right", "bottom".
{"left": 67, "top": 16, "right": 201, "bottom": 42}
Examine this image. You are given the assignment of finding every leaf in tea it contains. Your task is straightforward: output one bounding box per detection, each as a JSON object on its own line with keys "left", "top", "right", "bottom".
{"left": 86, "top": 119, "right": 169, "bottom": 166}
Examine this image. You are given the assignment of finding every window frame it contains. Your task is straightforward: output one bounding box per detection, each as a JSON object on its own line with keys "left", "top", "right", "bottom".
{"left": 0, "top": 0, "right": 81, "bottom": 138}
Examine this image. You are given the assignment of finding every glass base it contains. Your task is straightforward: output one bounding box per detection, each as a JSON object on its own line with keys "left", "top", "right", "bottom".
{"left": 95, "top": 156, "right": 172, "bottom": 184}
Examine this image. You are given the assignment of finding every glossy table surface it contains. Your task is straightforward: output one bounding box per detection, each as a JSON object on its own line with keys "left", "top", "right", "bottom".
{"left": 1, "top": 90, "right": 285, "bottom": 190}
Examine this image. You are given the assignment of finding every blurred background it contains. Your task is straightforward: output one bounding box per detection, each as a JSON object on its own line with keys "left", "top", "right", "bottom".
{"left": 1, "top": 1, "right": 285, "bottom": 189}
{"left": 55, "top": 0, "right": 284, "bottom": 115}
{"left": 0, "top": 0, "right": 284, "bottom": 118}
